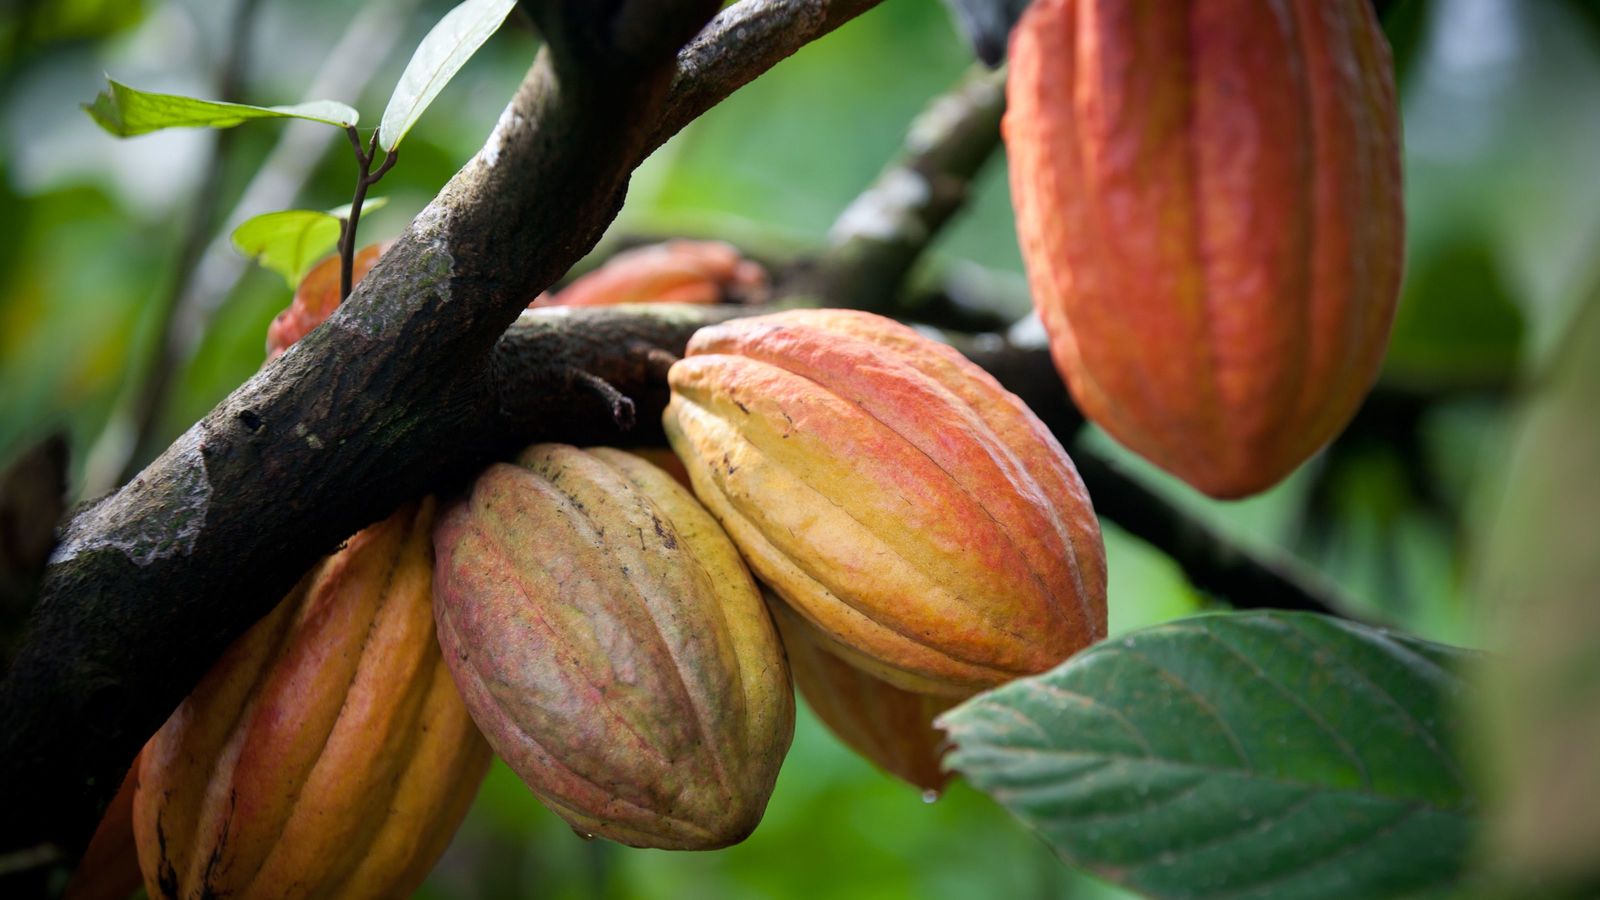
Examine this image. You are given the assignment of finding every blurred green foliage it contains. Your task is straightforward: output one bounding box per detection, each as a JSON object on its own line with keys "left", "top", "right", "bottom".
{"left": 3, "top": 0, "right": 1600, "bottom": 896}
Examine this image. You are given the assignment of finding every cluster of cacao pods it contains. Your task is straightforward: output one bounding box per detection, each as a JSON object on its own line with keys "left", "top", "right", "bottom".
{"left": 1006, "top": 0, "right": 1404, "bottom": 498}
{"left": 81, "top": 239, "right": 1103, "bottom": 896}
{"left": 79, "top": 0, "right": 1408, "bottom": 863}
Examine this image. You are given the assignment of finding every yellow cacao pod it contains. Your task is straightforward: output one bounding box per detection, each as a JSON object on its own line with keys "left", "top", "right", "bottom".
{"left": 432, "top": 445, "right": 794, "bottom": 850}
{"left": 133, "top": 500, "right": 491, "bottom": 900}
{"left": 772, "top": 601, "right": 954, "bottom": 793}
{"left": 664, "top": 309, "right": 1107, "bottom": 698}
{"left": 1006, "top": 0, "right": 1404, "bottom": 498}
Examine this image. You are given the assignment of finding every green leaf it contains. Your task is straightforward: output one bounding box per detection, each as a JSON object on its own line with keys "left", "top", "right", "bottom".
{"left": 940, "top": 611, "right": 1479, "bottom": 900}
{"left": 231, "top": 211, "right": 341, "bottom": 288}
{"left": 82, "top": 78, "right": 357, "bottom": 137}
{"left": 378, "top": 0, "right": 517, "bottom": 153}
{"left": 230, "top": 199, "right": 390, "bottom": 289}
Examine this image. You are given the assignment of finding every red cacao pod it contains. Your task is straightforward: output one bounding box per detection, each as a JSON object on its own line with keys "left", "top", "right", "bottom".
{"left": 264, "top": 242, "right": 388, "bottom": 360}
{"left": 529, "top": 240, "right": 766, "bottom": 308}
{"left": 433, "top": 445, "right": 794, "bottom": 850}
{"left": 133, "top": 501, "right": 491, "bottom": 899}
{"left": 772, "top": 601, "right": 954, "bottom": 793}
{"left": 1006, "top": 0, "right": 1404, "bottom": 498}
{"left": 664, "top": 309, "right": 1107, "bottom": 698}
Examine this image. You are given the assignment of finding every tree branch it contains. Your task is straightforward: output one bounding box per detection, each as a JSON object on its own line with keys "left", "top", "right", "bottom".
{"left": 0, "top": 0, "right": 894, "bottom": 858}
{"left": 809, "top": 66, "right": 1006, "bottom": 311}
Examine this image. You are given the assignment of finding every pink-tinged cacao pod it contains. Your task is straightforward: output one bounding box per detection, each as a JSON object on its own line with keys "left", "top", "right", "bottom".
{"left": 664, "top": 309, "right": 1107, "bottom": 698}
{"left": 133, "top": 501, "right": 491, "bottom": 900}
{"left": 771, "top": 601, "right": 954, "bottom": 793}
{"left": 1006, "top": 0, "right": 1404, "bottom": 498}
{"left": 432, "top": 445, "right": 794, "bottom": 850}
{"left": 529, "top": 240, "right": 767, "bottom": 308}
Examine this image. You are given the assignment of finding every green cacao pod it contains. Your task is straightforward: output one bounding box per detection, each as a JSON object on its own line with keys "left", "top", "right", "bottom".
{"left": 432, "top": 445, "right": 794, "bottom": 850}
{"left": 664, "top": 308, "right": 1107, "bottom": 698}
{"left": 772, "top": 601, "right": 954, "bottom": 793}
{"left": 133, "top": 500, "right": 491, "bottom": 899}
{"left": 1006, "top": 0, "right": 1404, "bottom": 498}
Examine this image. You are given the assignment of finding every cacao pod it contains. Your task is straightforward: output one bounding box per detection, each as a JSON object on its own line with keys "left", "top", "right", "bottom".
{"left": 65, "top": 753, "right": 142, "bottom": 900}
{"left": 433, "top": 445, "right": 794, "bottom": 850}
{"left": 664, "top": 308, "right": 1106, "bottom": 698}
{"left": 772, "top": 601, "right": 954, "bottom": 793}
{"left": 133, "top": 500, "right": 491, "bottom": 900}
{"left": 265, "top": 242, "right": 388, "bottom": 360}
{"left": 529, "top": 240, "right": 766, "bottom": 308}
{"left": 1005, "top": 0, "right": 1404, "bottom": 499}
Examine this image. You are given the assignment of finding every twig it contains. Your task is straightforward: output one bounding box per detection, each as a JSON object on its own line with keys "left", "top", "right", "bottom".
{"left": 339, "top": 126, "right": 400, "bottom": 300}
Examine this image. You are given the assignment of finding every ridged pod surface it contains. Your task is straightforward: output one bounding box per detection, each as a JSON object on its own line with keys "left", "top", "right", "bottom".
{"left": 1006, "top": 0, "right": 1403, "bottom": 498}
{"left": 772, "top": 602, "right": 954, "bottom": 793}
{"left": 132, "top": 501, "right": 491, "bottom": 900}
{"left": 665, "top": 309, "right": 1107, "bottom": 698}
{"left": 432, "top": 445, "right": 794, "bottom": 850}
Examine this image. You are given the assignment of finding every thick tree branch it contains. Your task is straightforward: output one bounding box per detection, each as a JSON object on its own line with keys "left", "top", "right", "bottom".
{"left": 0, "top": 0, "right": 894, "bottom": 858}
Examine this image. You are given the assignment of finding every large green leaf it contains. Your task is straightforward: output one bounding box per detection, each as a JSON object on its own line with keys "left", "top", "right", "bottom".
{"left": 82, "top": 79, "right": 357, "bottom": 137}
{"left": 941, "top": 611, "right": 1478, "bottom": 900}
{"left": 378, "top": 0, "right": 517, "bottom": 153}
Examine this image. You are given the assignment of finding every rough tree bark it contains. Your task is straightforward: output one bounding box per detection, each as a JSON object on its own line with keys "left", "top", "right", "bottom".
{"left": 0, "top": 0, "right": 884, "bottom": 860}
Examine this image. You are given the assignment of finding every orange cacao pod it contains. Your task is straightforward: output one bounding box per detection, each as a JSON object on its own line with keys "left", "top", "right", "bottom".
{"left": 133, "top": 501, "right": 491, "bottom": 899}
{"left": 772, "top": 601, "right": 954, "bottom": 793}
{"left": 432, "top": 445, "right": 794, "bottom": 850}
{"left": 1006, "top": 0, "right": 1404, "bottom": 498}
{"left": 664, "top": 309, "right": 1107, "bottom": 698}
{"left": 529, "top": 240, "right": 766, "bottom": 308}
{"left": 264, "top": 242, "right": 388, "bottom": 360}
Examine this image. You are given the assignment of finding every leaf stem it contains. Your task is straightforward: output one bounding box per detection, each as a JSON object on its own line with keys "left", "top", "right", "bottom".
{"left": 339, "top": 126, "right": 399, "bottom": 300}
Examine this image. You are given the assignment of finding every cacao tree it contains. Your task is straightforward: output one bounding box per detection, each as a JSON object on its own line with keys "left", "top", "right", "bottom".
{"left": 2, "top": 0, "right": 1599, "bottom": 897}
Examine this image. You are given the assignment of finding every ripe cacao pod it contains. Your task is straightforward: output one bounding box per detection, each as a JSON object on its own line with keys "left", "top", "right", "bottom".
{"left": 133, "top": 501, "right": 491, "bottom": 900}
{"left": 529, "top": 240, "right": 766, "bottom": 308}
{"left": 265, "top": 242, "right": 388, "bottom": 360}
{"left": 664, "top": 308, "right": 1107, "bottom": 698}
{"left": 772, "top": 601, "right": 953, "bottom": 793}
{"left": 433, "top": 445, "right": 794, "bottom": 850}
{"left": 1005, "top": 0, "right": 1404, "bottom": 498}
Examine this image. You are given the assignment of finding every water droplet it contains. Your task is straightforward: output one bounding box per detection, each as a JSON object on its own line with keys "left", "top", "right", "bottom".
{"left": 921, "top": 789, "right": 941, "bottom": 804}
{"left": 573, "top": 829, "right": 597, "bottom": 842}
